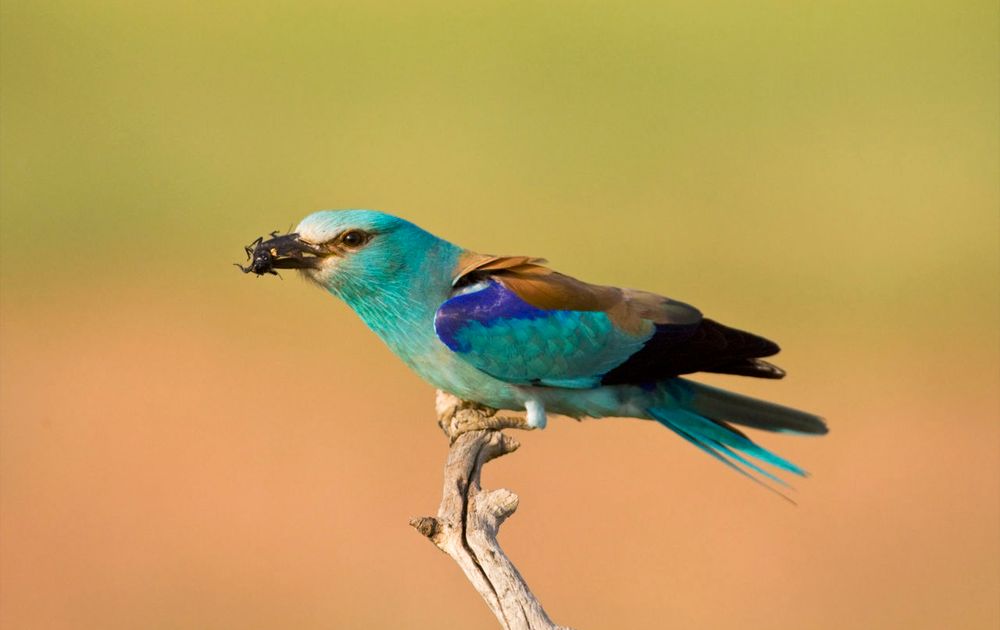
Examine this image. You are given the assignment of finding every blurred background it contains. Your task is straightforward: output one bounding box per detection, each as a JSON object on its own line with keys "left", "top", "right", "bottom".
{"left": 1, "top": 1, "right": 997, "bottom": 628}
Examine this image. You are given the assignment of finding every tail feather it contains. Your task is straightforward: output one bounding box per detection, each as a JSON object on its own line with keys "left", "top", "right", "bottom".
{"left": 649, "top": 380, "right": 824, "bottom": 497}
{"left": 684, "top": 380, "right": 828, "bottom": 435}
{"left": 662, "top": 421, "right": 794, "bottom": 501}
{"left": 649, "top": 407, "right": 802, "bottom": 501}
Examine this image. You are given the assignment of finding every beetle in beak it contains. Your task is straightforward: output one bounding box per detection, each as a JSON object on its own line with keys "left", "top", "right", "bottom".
{"left": 236, "top": 231, "right": 328, "bottom": 276}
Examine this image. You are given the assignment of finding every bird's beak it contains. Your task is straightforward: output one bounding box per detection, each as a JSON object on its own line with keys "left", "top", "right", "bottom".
{"left": 237, "top": 232, "right": 329, "bottom": 276}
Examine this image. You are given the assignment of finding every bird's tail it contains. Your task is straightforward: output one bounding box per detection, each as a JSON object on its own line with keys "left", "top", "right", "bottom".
{"left": 648, "top": 379, "right": 827, "bottom": 499}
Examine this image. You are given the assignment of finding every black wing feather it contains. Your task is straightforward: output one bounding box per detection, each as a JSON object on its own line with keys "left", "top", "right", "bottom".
{"left": 600, "top": 318, "right": 783, "bottom": 385}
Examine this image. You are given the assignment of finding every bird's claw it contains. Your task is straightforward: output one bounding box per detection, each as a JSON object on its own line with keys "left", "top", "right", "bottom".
{"left": 439, "top": 409, "right": 534, "bottom": 443}
{"left": 435, "top": 390, "right": 534, "bottom": 443}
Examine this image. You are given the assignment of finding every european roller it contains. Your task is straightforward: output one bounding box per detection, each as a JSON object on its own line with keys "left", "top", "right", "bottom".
{"left": 241, "top": 209, "right": 827, "bottom": 491}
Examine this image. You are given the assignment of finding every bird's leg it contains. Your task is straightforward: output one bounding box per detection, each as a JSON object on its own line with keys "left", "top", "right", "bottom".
{"left": 524, "top": 397, "right": 548, "bottom": 429}
{"left": 435, "top": 390, "right": 534, "bottom": 443}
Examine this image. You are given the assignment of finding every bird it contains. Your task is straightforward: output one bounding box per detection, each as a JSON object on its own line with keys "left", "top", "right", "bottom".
{"left": 240, "top": 209, "right": 827, "bottom": 492}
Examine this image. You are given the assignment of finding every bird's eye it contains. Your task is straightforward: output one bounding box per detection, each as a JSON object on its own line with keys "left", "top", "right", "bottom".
{"left": 340, "top": 230, "right": 369, "bottom": 248}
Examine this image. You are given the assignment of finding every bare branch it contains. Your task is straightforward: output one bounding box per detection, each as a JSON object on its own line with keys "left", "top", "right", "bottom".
{"left": 410, "top": 393, "right": 572, "bottom": 630}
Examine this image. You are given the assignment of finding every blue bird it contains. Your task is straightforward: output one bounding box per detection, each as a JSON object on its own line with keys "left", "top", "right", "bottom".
{"left": 242, "top": 209, "right": 827, "bottom": 490}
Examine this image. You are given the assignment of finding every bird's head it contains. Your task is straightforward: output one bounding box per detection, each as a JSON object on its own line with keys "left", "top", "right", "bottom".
{"left": 239, "top": 209, "right": 450, "bottom": 299}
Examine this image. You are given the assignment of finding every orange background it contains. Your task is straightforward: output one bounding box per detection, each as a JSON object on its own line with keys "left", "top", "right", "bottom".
{"left": 2, "top": 1, "right": 997, "bottom": 628}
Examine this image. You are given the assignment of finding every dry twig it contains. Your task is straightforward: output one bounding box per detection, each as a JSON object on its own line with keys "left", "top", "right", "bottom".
{"left": 410, "top": 392, "right": 572, "bottom": 630}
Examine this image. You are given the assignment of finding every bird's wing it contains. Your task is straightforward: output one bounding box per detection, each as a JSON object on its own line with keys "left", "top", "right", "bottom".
{"left": 433, "top": 254, "right": 774, "bottom": 388}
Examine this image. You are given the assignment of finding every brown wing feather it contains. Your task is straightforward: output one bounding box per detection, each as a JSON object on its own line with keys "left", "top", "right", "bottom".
{"left": 452, "top": 253, "right": 548, "bottom": 286}
{"left": 452, "top": 253, "right": 701, "bottom": 334}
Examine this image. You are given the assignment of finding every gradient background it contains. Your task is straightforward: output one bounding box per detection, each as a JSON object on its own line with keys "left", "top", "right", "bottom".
{"left": 2, "top": 2, "right": 998, "bottom": 629}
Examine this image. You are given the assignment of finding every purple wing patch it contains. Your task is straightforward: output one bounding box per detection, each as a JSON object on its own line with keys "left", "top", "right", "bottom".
{"left": 435, "top": 280, "right": 549, "bottom": 352}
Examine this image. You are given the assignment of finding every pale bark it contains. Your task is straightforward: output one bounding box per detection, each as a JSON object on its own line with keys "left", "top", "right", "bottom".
{"left": 410, "top": 392, "right": 572, "bottom": 630}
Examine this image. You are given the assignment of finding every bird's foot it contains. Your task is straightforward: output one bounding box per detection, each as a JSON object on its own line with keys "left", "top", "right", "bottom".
{"left": 435, "top": 390, "right": 534, "bottom": 443}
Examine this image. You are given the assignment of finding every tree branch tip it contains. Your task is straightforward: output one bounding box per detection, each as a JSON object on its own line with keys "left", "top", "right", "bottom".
{"left": 477, "top": 431, "right": 520, "bottom": 464}
{"left": 498, "top": 433, "right": 521, "bottom": 453}
{"left": 409, "top": 516, "right": 440, "bottom": 539}
{"left": 481, "top": 488, "right": 520, "bottom": 518}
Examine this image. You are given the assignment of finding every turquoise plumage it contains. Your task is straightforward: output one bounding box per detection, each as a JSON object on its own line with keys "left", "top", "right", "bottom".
{"left": 242, "top": 209, "right": 827, "bottom": 492}
{"left": 436, "top": 279, "right": 652, "bottom": 388}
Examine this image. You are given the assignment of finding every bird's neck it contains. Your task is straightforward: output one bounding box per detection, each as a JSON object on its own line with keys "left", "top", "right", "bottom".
{"left": 337, "top": 239, "right": 461, "bottom": 367}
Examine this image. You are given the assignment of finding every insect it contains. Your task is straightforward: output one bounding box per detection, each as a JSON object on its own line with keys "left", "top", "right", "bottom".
{"left": 236, "top": 231, "right": 283, "bottom": 276}
{"left": 236, "top": 230, "right": 326, "bottom": 276}
{"left": 236, "top": 231, "right": 281, "bottom": 276}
